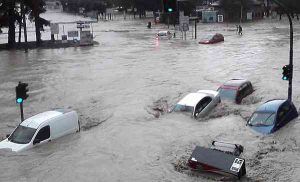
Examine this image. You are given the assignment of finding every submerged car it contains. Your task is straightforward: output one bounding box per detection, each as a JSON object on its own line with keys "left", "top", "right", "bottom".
{"left": 247, "top": 99, "right": 298, "bottom": 134}
{"left": 188, "top": 141, "right": 246, "bottom": 179}
{"left": 199, "top": 33, "right": 224, "bottom": 44}
{"left": 173, "top": 90, "right": 220, "bottom": 118}
{"left": 156, "top": 30, "right": 172, "bottom": 40}
{"left": 218, "top": 79, "right": 253, "bottom": 104}
{"left": 0, "top": 109, "right": 80, "bottom": 152}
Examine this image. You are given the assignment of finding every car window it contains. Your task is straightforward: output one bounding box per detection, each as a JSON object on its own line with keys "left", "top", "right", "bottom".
{"left": 277, "top": 105, "right": 290, "bottom": 122}
{"left": 248, "top": 112, "right": 275, "bottom": 126}
{"left": 158, "top": 32, "right": 167, "bottom": 36}
{"left": 218, "top": 88, "right": 237, "bottom": 100}
{"left": 34, "top": 125, "right": 50, "bottom": 142}
{"left": 8, "top": 125, "right": 36, "bottom": 144}
{"left": 195, "top": 97, "right": 212, "bottom": 114}
{"left": 247, "top": 83, "right": 253, "bottom": 92}
{"left": 173, "top": 104, "right": 194, "bottom": 113}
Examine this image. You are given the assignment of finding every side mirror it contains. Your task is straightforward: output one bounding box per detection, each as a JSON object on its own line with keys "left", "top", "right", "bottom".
{"left": 6, "top": 134, "right": 10, "bottom": 138}
{"left": 33, "top": 139, "right": 41, "bottom": 145}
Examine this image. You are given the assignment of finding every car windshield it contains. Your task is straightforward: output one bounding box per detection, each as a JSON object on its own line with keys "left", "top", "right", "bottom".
{"left": 8, "top": 125, "right": 36, "bottom": 144}
{"left": 218, "top": 88, "right": 237, "bottom": 100}
{"left": 158, "top": 32, "right": 167, "bottom": 36}
{"left": 248, "top": 112, "right": 275, "bottom": 126}
{"left": 173, "top": 104, "right": 194, "bottom": 113}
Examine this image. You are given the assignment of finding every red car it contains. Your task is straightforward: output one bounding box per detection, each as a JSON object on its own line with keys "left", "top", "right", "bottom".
{"left": 218, "top": 79, "right": 253, "bottom": 104}
{"left": 199, "top": 33, "right": 224, "bottom": 44}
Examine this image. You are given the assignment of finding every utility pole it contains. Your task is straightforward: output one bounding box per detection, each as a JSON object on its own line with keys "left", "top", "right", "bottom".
{"left": 272, "top": 0, "right": 293, "bottom": 102}
{"left": 240, "top": 2, "right": 243, "bottom": 24}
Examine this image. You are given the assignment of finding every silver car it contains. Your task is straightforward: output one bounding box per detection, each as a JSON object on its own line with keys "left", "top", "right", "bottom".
{"left": 173, "top": 90, "right": 220, "bottom": 118}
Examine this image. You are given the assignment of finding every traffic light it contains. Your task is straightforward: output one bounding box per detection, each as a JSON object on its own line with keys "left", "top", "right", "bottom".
{"left": 16, "top": 82, "right": 29, "bottom": 104}
{"left": 282, "top": 65, "right": 291, "bottom": 81}
{"left": 163, "top": 0, "right": 177, "bottom": 13}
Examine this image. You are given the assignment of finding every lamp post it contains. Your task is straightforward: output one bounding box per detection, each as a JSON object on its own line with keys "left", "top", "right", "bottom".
{"left": 272, "top": 0, "right": 293, "bottom": 102}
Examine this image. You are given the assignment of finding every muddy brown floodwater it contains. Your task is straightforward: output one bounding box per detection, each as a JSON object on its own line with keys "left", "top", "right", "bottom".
{"left": 0, "top": 11, "right": 300, "bottom": 182}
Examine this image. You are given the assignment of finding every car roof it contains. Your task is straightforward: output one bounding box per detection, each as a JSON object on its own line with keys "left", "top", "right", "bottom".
{"left": 255, "top": 99, "right": 286, "bottom": 113}
{"left": 222, "top": 79, "right": 249, "bottom": 88}
{"left": 158, "top": 30, "right": 170, "bottom": 34}
{"left": 197, "top": 90, "right": 219, "bottom": 97}
{"left": 20, "top": 110, "right": 63, "bottom": 129}
{"left": 177, "top": 93, "right": 209, "bottom": 107}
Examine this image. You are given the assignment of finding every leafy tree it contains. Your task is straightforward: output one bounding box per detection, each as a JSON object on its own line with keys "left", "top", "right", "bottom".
{"left": 0, "top": 0, "right": 21, "bottom": 48}
{"left": 220, "top": 0, "right": 254, "bottom": 21}
{"left": 27, "top": 0, "right": 49, "bottom": 46}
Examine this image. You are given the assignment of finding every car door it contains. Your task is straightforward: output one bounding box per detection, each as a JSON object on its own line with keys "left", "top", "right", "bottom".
{"left": 33, "top": 125, "right": 51, "bottom": 146}
{"left": 194, "top": 97, "right": 212, "bottom": 118}
{"left": 236, "top": 86, "right": 246, "bottom": 104}
{"left": 275, "top": 103, "right": 290, "bottom": 130}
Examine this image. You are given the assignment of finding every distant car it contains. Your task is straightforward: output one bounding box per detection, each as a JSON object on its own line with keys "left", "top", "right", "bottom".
{"left": 217, "top": 79, "right": 253, "bottom": 104}
{"left": 156, "top": 30, "right": 172, "bottom": 40}
{"left": 247, "top": 99, "right": 298, "bottom": 134}
{"left": 0, "top": 109, "right": 80, "bottom": 152}
{"left": 199, "top": 33, "right": 224, "bottom": 44}
{"left": 173, "top": 90, "right": 220, "bottom": 118}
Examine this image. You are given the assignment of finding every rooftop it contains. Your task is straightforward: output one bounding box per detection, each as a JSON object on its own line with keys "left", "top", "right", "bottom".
{"left": 21, "top": 111, "right": 63, "bottom": 129}
{"left": 222, "top": 79, "right": 248, "bottom": 87}
{"left": 256, "top": 99, "right": 286, "bottom": 113}
{"left": 178, "top": 93, "right": 208, "bottom": 107}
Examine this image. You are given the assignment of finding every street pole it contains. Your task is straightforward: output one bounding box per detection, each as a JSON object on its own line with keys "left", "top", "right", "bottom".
{"left": 20, "top": 103, "right": 24, "bottom": 122}
{"left": 195, "top": 20, "right": 197, "bottom": 39}
{"left": 272, "top": 0, "right": 293, "bottom": 102}
{"left": 168, "top": 13, "right": 170, "bottom": 29}
{"left": 287, "top": 13, "right": 293, "bottom": 102}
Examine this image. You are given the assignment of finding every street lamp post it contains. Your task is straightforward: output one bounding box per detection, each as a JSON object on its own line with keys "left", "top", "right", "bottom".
{"left": 272, "top": 0, "right": 293, "bottom": 102}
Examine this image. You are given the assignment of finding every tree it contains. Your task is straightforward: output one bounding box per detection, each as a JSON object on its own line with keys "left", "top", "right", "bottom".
{"left": 0, "top": 0, "right": 20, "bottom": 48}
{"left": 27, "top": 0, "right": 49, "bottom": 46}
{"left": 220, "top": 0, "right": 254, "bottom": 22}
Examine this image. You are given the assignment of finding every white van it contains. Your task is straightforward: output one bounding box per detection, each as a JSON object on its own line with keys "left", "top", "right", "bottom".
{"left": 0, "top": 109, "right": 80, "bottom": 152}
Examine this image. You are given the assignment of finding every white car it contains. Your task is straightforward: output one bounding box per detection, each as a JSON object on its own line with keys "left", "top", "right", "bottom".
{"left": 0, "top": 109, "right": 80, "bottom": 152}
{"left": 173, "top": 90, "right": 220, "bottom": 118}
{"left": 156, "top": 30, "right": 172, "bottom": 40}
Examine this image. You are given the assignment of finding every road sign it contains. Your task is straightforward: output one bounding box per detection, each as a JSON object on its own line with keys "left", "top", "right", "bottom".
{"left": 68, "top": 31, "right": 79, "bottom": 37}
{"left": 106, "top": 8, "right": 113, "bottom": 14}
{"left": 182, "top": 23, "right": 189, "bottom": 31}
{"left": 50, "top": 23, "right": 59, "bottom": 34}
{"left": 77, "top": 24, "right": 90, "bottom": 29}
{"left": 179, "top": 16, "right": 189, "bottom": 32}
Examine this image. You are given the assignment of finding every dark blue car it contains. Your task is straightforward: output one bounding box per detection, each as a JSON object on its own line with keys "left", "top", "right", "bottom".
{"left": 247, "top": 99, "right": 298, "bottom": 134}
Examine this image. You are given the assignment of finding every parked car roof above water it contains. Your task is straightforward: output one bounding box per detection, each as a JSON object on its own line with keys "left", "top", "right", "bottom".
{"left": 197, "top": 90, "right": 219, "bottom": 97}
{"left": 255, "top": 99, "right": 286, "bottom": 113}
{"left": 218, "top": 79, "right": 253, "bottom": 104}
{"left": 177, "top": 93, "right": 207, "bottom": 107}
{"left": 247, "top": 99, "right": 298, "bottom": 134}
{"left": 21, "top": 111, "right": 63, "bottom": 129}
{"left": 222, "top": 79, "right": 249, "bottom": 88}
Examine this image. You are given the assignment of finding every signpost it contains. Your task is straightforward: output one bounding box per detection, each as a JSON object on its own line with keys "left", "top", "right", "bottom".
{"left": 68, "top": 31, "right": 79, "bottom": 38}
{"left": 179, "top": 15, "right": 189, "bottom": 40}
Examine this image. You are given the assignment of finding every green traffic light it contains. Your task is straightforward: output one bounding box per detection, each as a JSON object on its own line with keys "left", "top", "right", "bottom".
{"left": 282, "top": 76, "right": 288, "bottom": 80}
{"left": 168, "top": 8, "right": 173, "bottom": 12}
{"left": 16, "top": 98, "right": 23, "bottom": 104}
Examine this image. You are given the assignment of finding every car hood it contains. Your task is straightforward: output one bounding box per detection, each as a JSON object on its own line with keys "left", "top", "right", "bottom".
{"left": 0, "top": 139, "right": 28, "bottom": 152}
{"left": 249, "top": 125, "right": 274, "bottom": 134}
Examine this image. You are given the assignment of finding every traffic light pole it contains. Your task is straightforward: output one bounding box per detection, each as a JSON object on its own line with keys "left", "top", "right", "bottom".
{"left": 287, "top": 13, "right": 293, "bottom": 102}
{"left": 272, "top": 0, "right": 293, "bottom": 102}
{"left": 20, "top": 103, "right": 24, "bottom": 122}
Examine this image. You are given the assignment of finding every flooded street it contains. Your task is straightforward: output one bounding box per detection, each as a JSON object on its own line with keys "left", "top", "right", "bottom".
{"left": 0, "top": 11, "right": 300, "bottom": 181}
